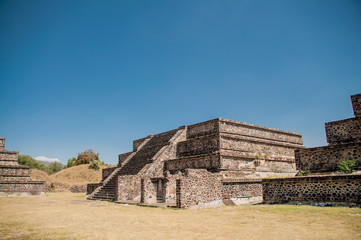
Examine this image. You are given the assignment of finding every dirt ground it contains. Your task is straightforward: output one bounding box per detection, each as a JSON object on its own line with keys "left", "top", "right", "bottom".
{"left": 0, "top": 193, "right": 360, "bottom": 240}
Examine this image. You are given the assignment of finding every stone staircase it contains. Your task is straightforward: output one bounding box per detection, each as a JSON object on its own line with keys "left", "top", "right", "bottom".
{"left": 88, "top": 129, "right": 180, "bottom": 201}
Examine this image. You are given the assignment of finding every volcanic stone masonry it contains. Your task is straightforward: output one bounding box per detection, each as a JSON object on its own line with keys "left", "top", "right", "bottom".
{"left": 87, "top": 118, "right": 305, "bottom": 206}
{"left": 0, "top": 137, "right": 45, "bottom": 196}
{"left": 295, "top": 93, "right": 361, "bottom": 172}
{"left": 88, "top": 94, "right": 361, "bottom": 208}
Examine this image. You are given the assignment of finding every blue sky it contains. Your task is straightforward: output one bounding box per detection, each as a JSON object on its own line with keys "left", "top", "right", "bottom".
{"left": 1, "top": 0, "right": 360, "bottom": 165}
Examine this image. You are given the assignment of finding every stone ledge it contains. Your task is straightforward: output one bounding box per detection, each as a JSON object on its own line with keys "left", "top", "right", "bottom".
{"left": 0, "top": 165, "right": 30, "bottom": 169}
{"left": 219, "top": 118, "right": 303, "bottom": 137}
{"left": 222, "top": 179, "right": 262, "bottom": 183}
{"left": 262, "top": 174, "right": 361, "bottom": 183}
{"left": 0, "top": 174, "right": 31, "bottom": 177}
{"left": 295, "top": 142, "right": 361, "bottom": 153}
{"left": 220, "top": 151, "right": 295, "bottom": 163}
{"left": 325, "top": 117, "right": 359, "bottom": 126}
{"left": 220, "top": 133, "right": 305, "bottom": 149}
{"left": 0, "top": 150, "right": 18, "bottom": 154}
{"left": 0, "top": 180, "right": 46, "bottom": 184}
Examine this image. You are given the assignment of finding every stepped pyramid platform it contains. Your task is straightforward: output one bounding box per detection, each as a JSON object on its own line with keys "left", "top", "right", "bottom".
{"left": 0, "top": 137, "right": 45, "bottom": 196}
{"left": 88, "top": 118, "right": 305, "bottom": 203}
{"left": 296, "top": 93, "right": 361, "bottom": 172}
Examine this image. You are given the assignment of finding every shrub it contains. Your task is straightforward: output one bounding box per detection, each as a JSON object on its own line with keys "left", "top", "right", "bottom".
{"left": 297, "top": 169, "right": 310, "bottom": 176}
{"left": 48, "top": 161, "right": 65, "bottom": 173}
{"left": 67, "top": 157, "right": 77, "bottom": 168}
{"left": 89, "top": 159, "right": 102, "bottom": 170}
{"left": 338, "top": 159, "right": 356, "bottom": 174}
{"left": 77, "top": 149, "right": 99, "bottom": 165}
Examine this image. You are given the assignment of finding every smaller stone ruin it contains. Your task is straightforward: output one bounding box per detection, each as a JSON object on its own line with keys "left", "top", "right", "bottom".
{"left": 295, "top": 93, "right": 361, "bottom": 172}
{"left": 0, "top": 137, "right": 45, "bottom": 196}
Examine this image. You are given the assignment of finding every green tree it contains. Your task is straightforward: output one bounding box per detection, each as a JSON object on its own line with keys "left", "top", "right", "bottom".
{"left": 67, "top": 157, "right": 77, "bottom": 167}
{"left": 48, "top": 161, "right": 65, "bottom": 173}
{"left": 18, "top": 155, "right": 51, "bottom": 174}
{"left": 77, "top": 149, "right": 99, "bottom": 165}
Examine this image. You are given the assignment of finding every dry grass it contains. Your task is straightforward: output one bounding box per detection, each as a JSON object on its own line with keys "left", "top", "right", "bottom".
{"left": 30, "top": 165, "right": 107, "bottom": 192}
{"left": 0, "top": 193, "right": 360, "bottom": 240}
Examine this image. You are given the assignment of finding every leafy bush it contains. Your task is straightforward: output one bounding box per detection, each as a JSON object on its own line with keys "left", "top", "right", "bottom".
{"left": 77, "top": 149, "right": 99, "bottom": 165}
{"left": 67, "top": 157, "right": 77, "bottom": 168}
{"left": 48, "top": 161, "right": 65, "bottom": 173}
{"left": 67, "top": 149, "right": 104, "bottom": 169}
{"left": 296, "top": 169, "right": 310, "bottom": 176}
{"left": 89, "top": 159, "right": 102, "bottom": 170}
{"left": 338, "top": 159, "right": 356, "bottom": 174}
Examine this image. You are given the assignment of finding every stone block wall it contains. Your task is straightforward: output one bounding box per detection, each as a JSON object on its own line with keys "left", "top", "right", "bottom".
{"left": 0, "top": 181, "right": 46, "bottom": 196}
{"left": 0, "top": 138, "right": 4, "bottom": 150}
{"left": 163, "top": 172, "right": 181, "bottom": 203}
{"left": 222, "top": 179, "right": 263, "bottom": 204}
{"left": 296, "top": 94, "right": 361, "bottom": 173}
{"left": 166, "top": 153, "right": 221, "bottom": 172}
{"left": 140, "top": 178, "right": 157, "bottom": 204}
{"left": 167, "top": 118, "right": 303, "bottom": 176}
{"left": 118, "top": 152, "right": 132, "bottom": 165}
{"left": 325, "top": 118, "right": 361, "bottom": 144}
{"left": 102, "top": 167, "right": 117, "bottom": 181}
{"left": 87, "top": 183, "right": 102, "bottom": 195}
{"left": 0, "top": 151, "right": 18, "bottom": 161}
{"left": 0, "top": 137, "right": 46, "bottom": 196}
{"left": 262, "top": 175, "right": 361, "bottom": 207}
{"left": 221, "top": 156, "right": 296, "bottom": 173}
{"left": 219, "top": 119, "right": 303, "bottom": 145}
{"left": 0, "top": 166, "right": 30, "bottom": 174}
{"left": 186, "top": 119, "right": 219, "bottom": 139}
{"left": 176, "top": 169, "right": 223, "bottom": 209}
{"left": 295, "top": 143, "right": 361, "bottom": 172}
{"left": 133, "top": 136, "right": 151, "bottom": 152}
{"left": 117, "top": 175, "right": 141, "bottom": 202}
{"left": 177, "top": 135, "right": 219, "bottom": 157}
{"left": 351, "top": 93, "right": 361, "bottom": 118}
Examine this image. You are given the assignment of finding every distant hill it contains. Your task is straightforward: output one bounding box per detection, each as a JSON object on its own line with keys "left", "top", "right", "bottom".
{"left": 31, "top": 164, "right": 109, "bottom": 192}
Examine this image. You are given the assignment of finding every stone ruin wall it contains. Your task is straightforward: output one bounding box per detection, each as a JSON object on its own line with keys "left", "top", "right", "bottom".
{"left": 222, "top": 179, "right": 263, "bottom": 205}
{"left": 325, "top": 118, "right": 361, "bottom": 144}
{"left": 117, "top": 175, "right": 141, "bottom": 202}
{"left": 262, "top": 175, "right": 361, "bottom": 207}
{"left": 166, "top": 153, "right": 221, "bottom": 172}
{"left": 175, "top": 169, "right": 361, "bottom": 209}
{"left": 176, "top": 169, "right": 223, "bottom": 209}
{"left": 175, "top": 169, "right": 264, "bottom": 209}
{"left": 87, "top": 183, "right": 101, "bottom": 195}
{"left": 118, "top": 152, "right": 133, "bottom": 166}
{"left": 0, "top": 166, "right": 32, "bottom": 181}
{"left": 0, "top": 137, "right": 45, "bottom": 196}
{"left": 102, "top": 167, "right": 117, "bottom": 181}
{"left": 351, "top": 93, "right": 361, "bottom": 117}
{"left": 0, "top": 181, "right": 46, "bottom": 196}
{"left": 295, "top": 143, "right": 361, "bottom": 172}
{"left": 140, "top": 178, "right": 157, "bottom": 203}
{"left": 167, "top": 118, "right": 303, "bottom": 178}
{"left": 296, "top": 93, "right": 361, "bottom": 172}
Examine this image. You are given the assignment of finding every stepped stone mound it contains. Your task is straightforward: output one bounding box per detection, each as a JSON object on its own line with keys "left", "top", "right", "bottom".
{"left": 0, "top": 137, "right": 45, "bottom": 196}
{"left": 296, "top": 93, "right": 361, "bottom": 172}
{"left": 88, "top": 95, "right": 361, "bottom": 209}
{"left": 87, "top": 119, "right": 304, "bottom": 203}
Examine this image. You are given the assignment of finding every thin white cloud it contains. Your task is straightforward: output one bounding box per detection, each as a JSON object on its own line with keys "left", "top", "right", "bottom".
{"left": 35, "top": 156, "right": 60, "bottom": 162}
